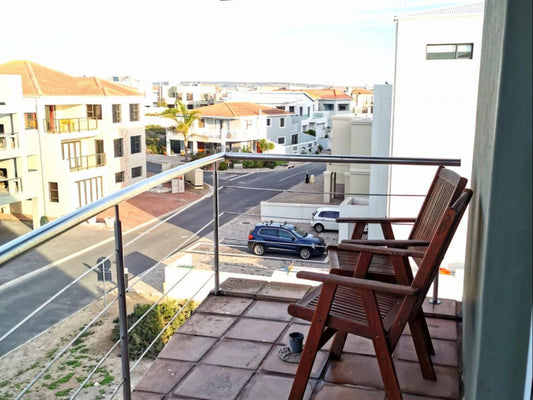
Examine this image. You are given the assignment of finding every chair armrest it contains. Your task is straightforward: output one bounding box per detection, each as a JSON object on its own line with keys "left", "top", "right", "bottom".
{"left": 336, "top": 217, "right": 416, "bottom": 224}
{"left": 338, "top": 242, "right": 426, "bottom": 258}
{"left": 341, "top": 239, "right": 430, "bottom": 248}
{"left": 296, "top": 271, "right": 418, "bottom": 296}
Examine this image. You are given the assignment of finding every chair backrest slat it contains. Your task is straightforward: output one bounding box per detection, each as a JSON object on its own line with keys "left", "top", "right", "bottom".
{"left": 408, "top": 167, "right": 467, "bottom": 264}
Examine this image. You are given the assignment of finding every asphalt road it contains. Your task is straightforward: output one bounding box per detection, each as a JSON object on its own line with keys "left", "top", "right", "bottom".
{"left": 0, "top": 162, "right": 326, "bottom": 356}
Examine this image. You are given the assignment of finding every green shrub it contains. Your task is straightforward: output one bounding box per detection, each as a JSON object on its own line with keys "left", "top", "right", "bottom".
{"left": 303, "top": 129, "right": 316, "bottom": 137}
{"left": 264, "top": 161, "right": 276, "bottom": 169}
{"left": 218, "top": 161, "right": 228, "bottom": 171}
{"left": 112, "top": 299, "right": 197, "bottom": 360}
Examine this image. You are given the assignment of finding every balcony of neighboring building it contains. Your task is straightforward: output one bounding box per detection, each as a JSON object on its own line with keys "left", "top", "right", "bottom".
{"left": 43, "top": 104, "right": 99, "bottom": 135}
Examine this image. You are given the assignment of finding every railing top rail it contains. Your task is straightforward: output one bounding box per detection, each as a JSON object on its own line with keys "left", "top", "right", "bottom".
{"left": 224, "top": 152, "right": 461, "bottom": 166}
{"left": 0, "top": 153, "right": 225, "bottom": 266}
{"left": 0, "top": 151, "right": 460, "bottom": 266}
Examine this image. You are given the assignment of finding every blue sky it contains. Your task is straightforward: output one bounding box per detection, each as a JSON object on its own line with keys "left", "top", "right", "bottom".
{"left": 1, "top": 0, "right": 474, "bottom": 86}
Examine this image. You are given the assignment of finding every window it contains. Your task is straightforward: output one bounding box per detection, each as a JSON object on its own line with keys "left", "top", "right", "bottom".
{"left": 258, "top": 228, "right": 278, "bottom": 237}
{"left": 426, "top": 43, "right": 473, "bottom": 60}
{"left": 130, "top": 135, "right": 141, "bottom": 154}
{"left": 76, "top": 177, "right": 103, "bottom": 208}
{"left": 289, "top": 106, "right": 295, "bottom": 113}
{"left": 291, "top": 134, "right": 298, "bottom": 144}
{"left": 276, "top": 106, "right": 285, "bottom": 111}
{"left": 199, "top": 119, "right": 205, "bottom": 128}
{"left": 115, "top": 171, "right": 125, "bottom": 183}
{"left": 266, "top": 118, "right": 271, "bottom": 127}
{"left": 246, "top": 120, "right": 252, "bottom": 129}
{"left": 129, "top": 104, "right": 139, "bottom": 121}
{"left": 186, "top": 93, "right": 193, "bottom": 101}
{"left": 280, "top": 118, "right": 285, "bottom": 128}
{"left": 278, "top": 137, "right": 286, "bottom": 145}
{"left": 87, "top": 104, "right": 102, "bottom": 119}
{"left": 114, "top": 138, "right": 124, "bottom": 157}
{"left": 338, "top": 104, "right": 349, "bottom": 111}
{"left": 323, "top": 104, "right": 334, "bottom": 111}
{"left": 49, "top": 182, "right": 59, "bottom": 202}
{"left": 131, "top": 166, "right": 142, "bottom": 178}
{"left": 112, "top": 104, "right": 121, "bottom": 123}
{"left": 279, "top": 229, "right": 294, "bottom": 240}
{"left": 24, "top": 112, "right": 37, "bottom": 129}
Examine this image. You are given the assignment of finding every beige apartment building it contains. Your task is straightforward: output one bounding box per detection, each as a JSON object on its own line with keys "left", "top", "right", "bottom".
{"left": 0, "top": 61, "right": 146, "bottom": 227}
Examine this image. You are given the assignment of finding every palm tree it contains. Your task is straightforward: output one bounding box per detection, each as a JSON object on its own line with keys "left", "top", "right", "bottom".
{"left": 160, "top": 101, "right": 202, "bottom": 161}
{"left": 257, "top": 138, "right": 275, "bottom": 153}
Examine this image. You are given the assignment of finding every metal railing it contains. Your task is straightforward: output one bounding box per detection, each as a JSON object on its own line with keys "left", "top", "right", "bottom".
{"left": 0, "top": 152, "right": 460, "bottom": 399}
{"left": 67, "top": 152, "right": 106, "bottom": 171}
{"left": 0, "top": 176, "right": 22, "bottom": 196}
{"left": 0, "top": 132, "right": 18, "bottom": 151}
{"left": 44, "top": 117, "right": 99, "bottom": 134}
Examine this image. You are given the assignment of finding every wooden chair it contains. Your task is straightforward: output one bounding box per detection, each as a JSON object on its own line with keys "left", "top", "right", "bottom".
{"left": 287, "top": 189, "right": 472, "bottom": 400}
{"left": 331, "top": 166, "right": 467, "bottom": 282}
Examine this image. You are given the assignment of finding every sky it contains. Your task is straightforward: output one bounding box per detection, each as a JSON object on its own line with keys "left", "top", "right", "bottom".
{"left": 1, "top": 0, "right": 473, "bottom": 86}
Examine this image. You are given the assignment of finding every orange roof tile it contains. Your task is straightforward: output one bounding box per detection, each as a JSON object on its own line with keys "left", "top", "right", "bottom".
{"left": 303, "top": 89, "right": 352, "bottom": 100}
{"left": 352, "top": 88, "right": 374, "bottom": 95}
{"left": 0, "top": 60, "right": 142, "bottom": 97}
{"left": 194, "top": 102, "right": 291, "bottom": 117}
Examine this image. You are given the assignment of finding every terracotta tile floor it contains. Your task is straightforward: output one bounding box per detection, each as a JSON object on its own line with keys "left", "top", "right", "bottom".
{"left": 132, "top": 278, "right": 462, "bottom": 400}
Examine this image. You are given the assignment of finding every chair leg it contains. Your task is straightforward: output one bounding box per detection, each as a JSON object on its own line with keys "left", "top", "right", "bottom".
{"left": 329, "top": 331, "right": 348, "bottom": 361}
{"left": 373, "top": 334, "right": 403, "bottom": 400}
{"left": 289, "top": 285, "right": 336, "bottom": 400}
{"left": 409, "top": 316, "right": 436, "bottom": 381}
{"left": 418, "top": 311, "right": 435, "bottom": 355}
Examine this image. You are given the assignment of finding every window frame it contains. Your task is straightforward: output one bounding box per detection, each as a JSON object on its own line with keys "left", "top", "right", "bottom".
{"left": 131, "top": 166, "right": 142, "bottom": 178}
{"left": 129, "top": 104, "right": 140, "bottom": 121}
{"left": 114, "top": 138, "right": 124, "bottom": 157}
{"left": 24, "top": 112, "right": 37, "bottom": 129}
{"left": 87, "top": 104, "right": 102, "bottom": 120}
{"left": 277, "top": 137, "right": 286, "bottom": 145}
{"left": 280, "top": 117, "right": 285, "bottom": 128}
{"left": 115, "top": 171, "right": 125, "bottom": 183}
{"left": 112, "top": 104, "right": 122, "bottom": 123}
{"left": 49, "top": 182, "right": 59, "bottom": 202}
{"left": 130, "top": 135, "right": 141, "bottom": 154}
{"left": 426, "top": 43, "right": 474, "bottom": 60}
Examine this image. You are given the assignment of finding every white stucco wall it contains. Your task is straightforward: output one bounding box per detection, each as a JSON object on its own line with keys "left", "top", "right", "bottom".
{"left": 390, "top": 10, "right": 483, "bottom": 269}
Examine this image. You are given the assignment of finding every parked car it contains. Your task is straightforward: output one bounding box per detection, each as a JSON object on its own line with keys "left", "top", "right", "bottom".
{"left": 247, "top": 222, "right": 326, "bottom": 259}
{"left": 310, "top": 207, "right": 340, "bottom": 233}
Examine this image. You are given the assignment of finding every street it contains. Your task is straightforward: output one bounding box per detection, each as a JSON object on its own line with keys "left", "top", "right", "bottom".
{"left": 0, "top": 162, "right": 326, "bottom": 356}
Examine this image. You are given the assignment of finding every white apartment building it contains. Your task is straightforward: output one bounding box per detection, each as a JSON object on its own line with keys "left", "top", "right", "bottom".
{"left": 389, "top": 3, "right": 484, "bottom": 268}
{"left": 157, "top": 83, "right": 219, "bottom": 110}
{"left": 227, "top": 88, "right": 353, "bottom": 150}
{"left": 165, "top": 102, "right": 307, "bottom": 155}
{"left": 0, "top": 61, "right": 147, "bottom": 225}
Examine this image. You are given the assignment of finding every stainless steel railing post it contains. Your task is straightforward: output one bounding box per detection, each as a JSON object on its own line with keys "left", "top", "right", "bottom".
{"left": 114, "top": 205, "right": 132, "bottom": 399}
{"left": 429, "top": 273, "right": 441, "bottom": 305}
{"left": 213, "top": 163, "right": 221, "bottom": 294}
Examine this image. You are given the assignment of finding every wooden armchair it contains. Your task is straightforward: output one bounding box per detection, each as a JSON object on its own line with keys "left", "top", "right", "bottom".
{"left": 331, "top": 166, "right": 467, "bottom": 282}
{"left": 287, "top": 189, "right": 472, "bottom": 400}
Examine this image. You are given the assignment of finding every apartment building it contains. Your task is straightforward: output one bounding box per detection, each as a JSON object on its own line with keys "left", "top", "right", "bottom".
{"left": 164, "top": 102, "right": 313, "bottom": 155}
{"left": 388, "top": 3, "right": 484, "bottom": 268}
{"left": 156, "top": 83, "right": 219, "bottom": 109}
{"left": 351, "top": 87, "right": 374, "bottom": 115}
{"left": 0, "top": 61, "right": 146, "bottom": 225}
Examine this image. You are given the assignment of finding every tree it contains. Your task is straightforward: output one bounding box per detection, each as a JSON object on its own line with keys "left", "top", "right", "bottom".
{"left": 159, "top": 101, "right": 202, "bottom": 161}
{"left": 258, "top": 138, "right": 275, "bottom": 153}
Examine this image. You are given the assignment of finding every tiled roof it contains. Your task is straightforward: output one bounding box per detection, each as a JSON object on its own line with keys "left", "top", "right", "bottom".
{"left": 0, "top": 60, "right": 142, "bottom": 97}
{"left": 352, "top": 88, "right": 373, "bottom": 95}
{"left": 303, "top": 89, "right": 352, "bottom": 100}
{"left": 194, "top": 102, "right": 291, "bottom": 117}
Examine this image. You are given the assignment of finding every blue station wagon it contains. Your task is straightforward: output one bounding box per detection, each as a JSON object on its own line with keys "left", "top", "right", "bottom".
{"left": 247, "top": 222, "right": 326, "bottom": 259}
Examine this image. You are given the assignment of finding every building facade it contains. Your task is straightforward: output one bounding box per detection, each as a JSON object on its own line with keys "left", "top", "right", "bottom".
{"left": 0, "top": 61, "right": 146, "bottom": 225}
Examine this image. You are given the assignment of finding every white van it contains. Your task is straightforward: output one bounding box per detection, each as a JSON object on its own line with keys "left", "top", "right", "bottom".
{"left": 310, "top": 207, "right": 340, "bottom": 232}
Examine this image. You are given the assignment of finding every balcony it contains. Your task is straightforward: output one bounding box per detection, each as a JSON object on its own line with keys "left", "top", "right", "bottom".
{"left": 0, "top": 153, "right": 473, "bottom": 400}
{"left": 0, "top": 176, "right": 21, "bottom": 197}
{"left": 0, "top": 132, "right": 18, "bottom": 151}
{"left": 66, "top": 153, "right": 106, "bottom": 172}
{"left": 44, "top": 117, "right": 99, "bottom": 134}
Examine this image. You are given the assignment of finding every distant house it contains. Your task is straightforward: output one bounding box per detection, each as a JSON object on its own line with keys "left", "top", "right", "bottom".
{"left": 0, "top": 61, "right": 146, "bottom": 225}
{"left": 165, "top": 102, "right": 315, "bottom": 155}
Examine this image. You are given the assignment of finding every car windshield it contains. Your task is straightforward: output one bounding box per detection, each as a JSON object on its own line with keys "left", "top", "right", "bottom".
{"left": 291, "top": 226, "right": 308, "bottom": 238}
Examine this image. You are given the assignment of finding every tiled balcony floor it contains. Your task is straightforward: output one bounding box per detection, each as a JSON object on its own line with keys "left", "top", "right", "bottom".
{"left": 132, "top": 278, "right": 462, "bottom": 400}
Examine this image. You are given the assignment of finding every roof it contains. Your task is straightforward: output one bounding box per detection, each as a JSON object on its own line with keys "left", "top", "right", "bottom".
{"left": 400, "top": 2, "right": 484, "bottom": 19}
{"left": 302, "top": 89, "right": 352, "bottom": 100}
{"left": 352, "top": 88, "right": 373, "bottom": 95}
{"left": 0, "top": 60, "right": 142, "bottom": 97}
{"left": 193, "top": 102, "right": 291, "bottom": 118}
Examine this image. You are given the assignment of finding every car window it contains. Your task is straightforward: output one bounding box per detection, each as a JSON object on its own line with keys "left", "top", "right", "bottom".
{"left": 318, "top": 212, "right": 326, "bottom": 218}
{"left": 279, "top": 229, "right": 294, "bottom": 240}
{"left": 259, "top": 228, "right": 279, "bottom": 237}
{"left": 291, "top": 226, "right": 308, "bottom": 238}
{"left": 333, "top": 211, "right": 339, "bottom": 218}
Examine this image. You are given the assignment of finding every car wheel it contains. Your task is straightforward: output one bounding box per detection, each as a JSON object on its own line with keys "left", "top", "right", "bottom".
{"left": 253, "top": 243, "right": 266, "bottom": 256}
{"left": 299, "top": 247, "right": 312, "bottom": 260}
{"left": 313, "top": 223, "right": 324, "bottom": 233}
